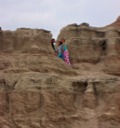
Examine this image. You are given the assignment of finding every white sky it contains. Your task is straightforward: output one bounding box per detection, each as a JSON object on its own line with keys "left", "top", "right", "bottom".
{"left": 0, "top": 0, "right": 120, "bottom": 38}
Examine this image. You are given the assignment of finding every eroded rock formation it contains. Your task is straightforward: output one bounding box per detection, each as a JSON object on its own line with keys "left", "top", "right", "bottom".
{"left": 107, "top": 16, "right": 120, "bottom": 27}
{"left": 0, "top": 17, "right": 120, "bottom": 128}
{"left": 0, "top": 28, "right": 52, "bottom": 52}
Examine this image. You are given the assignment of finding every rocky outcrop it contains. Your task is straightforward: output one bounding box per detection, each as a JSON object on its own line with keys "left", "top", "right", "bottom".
{"left": 0, "top": 28, "right": 52, "bottom": 52}
{"left": 107, "top": 16, "right": 120, "bottom": 27}
{"left": 0, "top": 17, "right": 120, "bottom": 128}
{"left": 57, "top": 21, "right": 120, "bottom": 76}
{"left": 57, "top": 23, "right": 120, "bottom": 63}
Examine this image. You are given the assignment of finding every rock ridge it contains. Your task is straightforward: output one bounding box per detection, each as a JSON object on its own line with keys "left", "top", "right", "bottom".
{"left": 0, "top": 16, "right": 120, "bottom": 128}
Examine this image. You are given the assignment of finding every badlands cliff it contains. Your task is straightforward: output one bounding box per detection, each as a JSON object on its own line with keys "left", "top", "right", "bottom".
{"left": 0, "top": 17, "right": 120, "bottom": 128}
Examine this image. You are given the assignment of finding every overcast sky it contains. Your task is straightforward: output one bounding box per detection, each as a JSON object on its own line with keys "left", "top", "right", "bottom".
{"left": 0, "top": 0, "right": 120, "bottom": 38}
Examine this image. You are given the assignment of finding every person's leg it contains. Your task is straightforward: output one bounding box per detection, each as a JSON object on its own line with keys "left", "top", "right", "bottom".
{"left": 64, "top": 51, "right": 71, "bottom": 65}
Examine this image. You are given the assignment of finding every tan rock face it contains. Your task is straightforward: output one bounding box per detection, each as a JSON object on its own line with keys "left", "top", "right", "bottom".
{"left": 117, "top": 16, "right": 120, "bottom": 22}
{"left": 0, "top": 28, "right": 52, "bottom": 52}
{"left": 0, "top": 17, "right": 120, "bottom": 128}
{"left": 106, "top": 16, "right": 120, "bottom": 27}
{"left": 57, "top": 23, "right": 120, "bottom": 64}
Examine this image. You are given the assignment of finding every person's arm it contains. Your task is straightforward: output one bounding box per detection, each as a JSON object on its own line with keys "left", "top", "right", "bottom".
{"left": 53, "top": 43, "right": 57, "bottom": 52}
{"left": 51, "top": 43, "right": 56, "bottom": 52}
